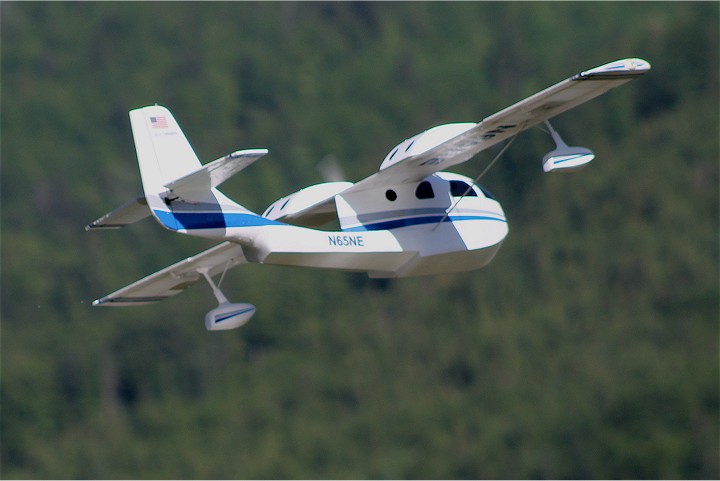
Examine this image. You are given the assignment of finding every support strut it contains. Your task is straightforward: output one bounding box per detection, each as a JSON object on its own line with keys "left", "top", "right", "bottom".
{"left": 198, "top": 268, "right": 256, "bottom": 331}
{"left": 198, "top": 268, "right": 229, "bottom": 305}
{"left": 544, "top": 120, "right": 569, "bottom": 150}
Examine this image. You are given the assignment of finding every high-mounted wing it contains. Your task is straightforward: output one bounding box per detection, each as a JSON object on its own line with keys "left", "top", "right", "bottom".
{"left": 93, "top": 241, "right": 247, "bottom": 306}
{"left": 346, "top": 58, "right": 651, "bottom": 193}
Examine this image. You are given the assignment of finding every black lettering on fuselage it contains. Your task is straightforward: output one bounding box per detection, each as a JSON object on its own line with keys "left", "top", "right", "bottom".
{"left": 328, "top": 235, "right": 365, "bottom": 247}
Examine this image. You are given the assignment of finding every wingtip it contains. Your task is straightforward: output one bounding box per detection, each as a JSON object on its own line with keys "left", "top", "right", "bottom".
{"left": 576, "top": 58, "right": 651, "bottom": 79}
{"left": 85, "top": 223, "right": 123, "bottom": 231}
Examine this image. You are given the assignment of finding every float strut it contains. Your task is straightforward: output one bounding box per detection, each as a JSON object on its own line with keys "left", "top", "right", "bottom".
{"left": 198, "top": 268, "right": 229, "bottom": 305}
{"left": 544, "top": 120, "right": 569, "bottom": 149}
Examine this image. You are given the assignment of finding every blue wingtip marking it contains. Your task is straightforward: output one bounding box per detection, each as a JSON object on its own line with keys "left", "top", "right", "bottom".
{"left": 215, "top": 307, "right": 255, "bottom": 323}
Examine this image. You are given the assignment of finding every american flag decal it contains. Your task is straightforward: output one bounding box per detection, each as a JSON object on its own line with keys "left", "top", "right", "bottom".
{"left": 150, "top": 116, "right": 168, "bottom": 129}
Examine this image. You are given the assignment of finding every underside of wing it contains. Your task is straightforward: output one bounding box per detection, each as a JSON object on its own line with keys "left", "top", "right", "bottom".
{"left": 85, "top": 196, "right": 150, "bottom": 230}
{"left": 345, "top": 58, "right": 651, "bottom": 193}
{"left": 93, "top": 241, "right": 247, "bottom": 306}
{"left": 275, "top": 197, "right": 339, "bottom": 227}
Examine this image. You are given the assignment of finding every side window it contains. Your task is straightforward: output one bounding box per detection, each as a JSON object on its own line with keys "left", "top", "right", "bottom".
{"left": 450, "top": 180, "right": 477, "bottom": 197}
{"left": 415, "top": 181, "right": 435, "bottom": 199}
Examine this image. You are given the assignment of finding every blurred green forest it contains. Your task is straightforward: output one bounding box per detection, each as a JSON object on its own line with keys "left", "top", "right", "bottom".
{"left": 1, "top": 2, "right": 718, "bottom": 479}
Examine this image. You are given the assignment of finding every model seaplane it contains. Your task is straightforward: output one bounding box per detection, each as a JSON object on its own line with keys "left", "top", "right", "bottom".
{"left": 88, "top": 58, "right": 650, "bottom": 330}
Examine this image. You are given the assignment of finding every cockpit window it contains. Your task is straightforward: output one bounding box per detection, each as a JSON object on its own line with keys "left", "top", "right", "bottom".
{"left": 450, "top": 180, "right": 477, "bottom": 197}
{"left": 415, "top": 181, "right": 435, "bottom": 199}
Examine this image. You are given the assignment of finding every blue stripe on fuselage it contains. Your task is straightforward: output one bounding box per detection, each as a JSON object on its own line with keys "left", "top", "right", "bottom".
{"left": 343, "top": 215, "right": 506, "bottom": 232}
{"left": 153, "top": 210, "right": 505, "bottom": 232}
{"left": 154, "top": 210, "right": 281, "bottom": 230}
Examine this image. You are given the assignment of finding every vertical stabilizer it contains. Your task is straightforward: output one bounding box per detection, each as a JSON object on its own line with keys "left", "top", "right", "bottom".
{"left": 128, "top": 105, "right": 265, "bottom": 235}
{"left": 129, "top": 105, "right": 202, "bottom": 201}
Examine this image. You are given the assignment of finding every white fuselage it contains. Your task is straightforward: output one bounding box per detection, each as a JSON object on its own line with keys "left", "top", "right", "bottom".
{"left": 246, "top": 214, "right": 507, "bottom": 278}
{"left": 156, "top": 172, "right": 509, "bottom": 278}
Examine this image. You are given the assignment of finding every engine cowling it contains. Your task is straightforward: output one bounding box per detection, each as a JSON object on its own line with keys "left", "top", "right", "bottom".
{"left": 205, "top": 302, "right": 256, "bottom": 331}
{"left": 379, "top": 123, "right": 477, "bottom": 170}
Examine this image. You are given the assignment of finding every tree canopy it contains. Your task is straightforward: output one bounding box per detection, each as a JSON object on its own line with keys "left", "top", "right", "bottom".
{"left": 2, "top": 2, "right": 718, "bottom": 478}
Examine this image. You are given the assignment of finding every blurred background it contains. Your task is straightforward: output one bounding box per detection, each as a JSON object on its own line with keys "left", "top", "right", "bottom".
{"left": 1, "top": 2, "right": 717, "bottom": 478}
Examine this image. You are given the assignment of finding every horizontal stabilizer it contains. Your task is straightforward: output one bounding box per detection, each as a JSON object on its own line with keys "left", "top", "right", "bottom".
{"left": 164, "top": 149, "right": 268, "bottom": 198}
{"left": 85, "top": 196, "right": 150, "bottom": 231}
{"left": 93, "top": 241, "right": 247, "bottom": 306}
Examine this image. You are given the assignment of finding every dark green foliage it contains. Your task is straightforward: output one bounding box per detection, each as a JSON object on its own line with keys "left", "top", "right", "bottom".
{"left": 1, "top": 2, "right": 717, "bottom": 478}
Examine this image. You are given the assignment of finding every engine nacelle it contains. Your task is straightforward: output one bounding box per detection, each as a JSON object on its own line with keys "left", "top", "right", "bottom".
{"left": 263, "top": 181, "right": 353, "bottom": 226}
{"left": 380, "top": 123, "right": 476, "bottom": 170}
{"left": 205, "top": 302, "right": 256, "bottom": 331}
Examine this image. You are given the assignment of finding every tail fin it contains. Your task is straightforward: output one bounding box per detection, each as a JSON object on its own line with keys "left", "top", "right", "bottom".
{"left": 87, "top": 106, "right": 210, "bottom": 233}
{"left": 128, "top": 105, "right": 273, "bottom": 235}
{"left": 129, "top": 105, "right": 202, "bottom": 204}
